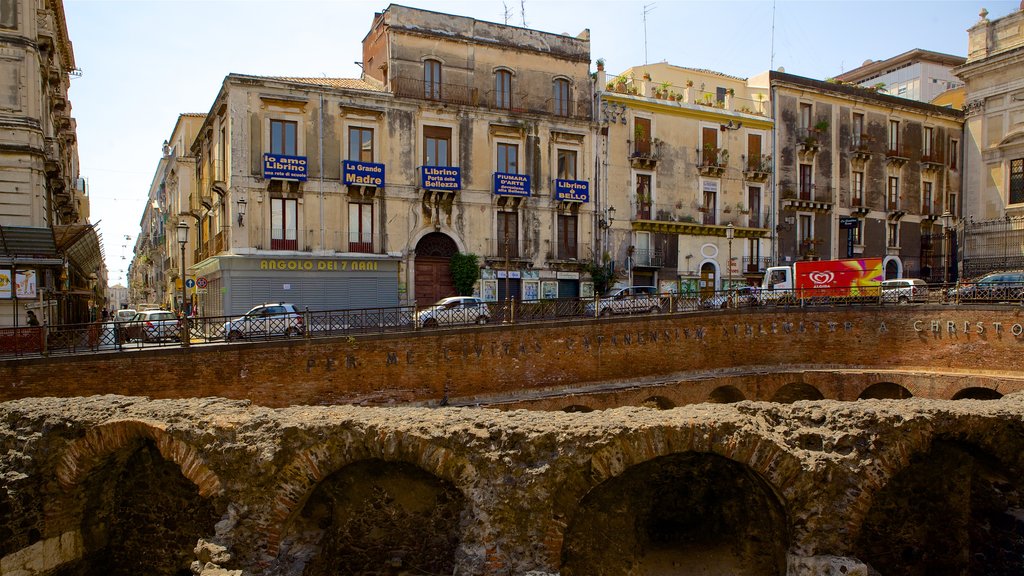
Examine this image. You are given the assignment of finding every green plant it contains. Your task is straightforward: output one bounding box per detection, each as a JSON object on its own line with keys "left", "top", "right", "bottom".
{"left": 814, "top": 119, "right": 830, "bottom": 132}
{"left": 596, "top": 58, "right": 605, "bottom": 69}
{"left": 449, "top": 252, "right": 480, "bottom": 296}
{"left": 584, "top": 258, "right": 616, "bottom": 295}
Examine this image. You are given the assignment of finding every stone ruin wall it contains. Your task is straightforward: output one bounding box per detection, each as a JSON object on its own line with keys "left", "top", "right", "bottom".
{"left": 1, "top": 395, "right": 1022, "bottom": 575}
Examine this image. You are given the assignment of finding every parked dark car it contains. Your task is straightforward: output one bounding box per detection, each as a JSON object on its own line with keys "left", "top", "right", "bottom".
{"left": 953, "top": 271, "right": 1024, "bottom": 303}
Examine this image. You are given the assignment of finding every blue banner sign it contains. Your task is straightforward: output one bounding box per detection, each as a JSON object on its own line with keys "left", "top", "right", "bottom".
{"left": 263, "top": 154, "right": 308, "bottom": 181}
{"left": 554, "top": 179, "right": 590, "bottom": 202}
{"left": 420, "top": 166, "right": 462, "bottom": 190}
{"left": 343, "top": 160, "right": 386, "bottom": 187}
{"left": 493, "top": 172, "right": 531, "bottom": 197}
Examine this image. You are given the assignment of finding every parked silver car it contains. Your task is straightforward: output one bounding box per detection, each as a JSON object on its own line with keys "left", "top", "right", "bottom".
{"left": 417, "top": 296, "right": 490, "bottom": 328}
{"left": 881, "top": 278, "right": 929, "bottom": 304}
{"left": 585, "top": 286, "right": 663, "bottom": 317}
{"left": 121, "top": 310, "right": 181, "bottom": 343}
{"left": 224, "top": 303, "right": 305, "bottom": 341}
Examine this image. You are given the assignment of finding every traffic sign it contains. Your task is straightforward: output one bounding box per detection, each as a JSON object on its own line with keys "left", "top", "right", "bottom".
{"left": 185, "top": 278, "right": 196, "bottom": 289}
{"left": 196, "top": 277, "right": 208, "bottom": 289}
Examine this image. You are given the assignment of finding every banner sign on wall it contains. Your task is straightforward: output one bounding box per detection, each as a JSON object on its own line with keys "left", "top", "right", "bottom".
{"left": 263, "top": 154, "right": 308, "bottom": 181}
{"left": 493, "top": 172, "right": 531, "bottom": 197}
{"left": 343, "top": 160, "right": 386, "bottom": 187}
{"left": 420, "top": 166, "right": 462, "bottom": 190}
{"left": 554, "top": 179, "right": 590, "bottom": 202}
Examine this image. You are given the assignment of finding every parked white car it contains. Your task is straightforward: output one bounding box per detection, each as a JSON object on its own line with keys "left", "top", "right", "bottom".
{"left": 417, "top": 296, "right": 491, "bottom": 328}
{"left": 224, "top": 303, "right": 305, "bottom": 341}
{"left": 881, "top": 278, "right": 929, "bottom": 304}
{"left": 585, "top": 286, "right": 663, "bottom": 317}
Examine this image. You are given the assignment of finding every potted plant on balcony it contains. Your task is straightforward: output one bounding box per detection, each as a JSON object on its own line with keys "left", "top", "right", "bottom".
{"left": 596, "top": 58, "right": 605, "bottom": 71}
{"left": 814, "top": 119, "right": 830, "bottom": 133}
{"left": 657, "top": 81, "right": 671, "bottom": 99}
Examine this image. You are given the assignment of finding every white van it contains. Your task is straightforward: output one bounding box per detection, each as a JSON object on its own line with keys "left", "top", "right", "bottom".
{"left": 114, "top": 309, "right": 137, "bottom": 323}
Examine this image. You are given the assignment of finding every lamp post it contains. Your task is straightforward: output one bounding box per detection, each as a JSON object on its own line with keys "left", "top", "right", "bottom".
{"left": 725, "top": 223, "right": 735, "bottom": 308}
{"left": 940, "top": 211, "right": 952, "bottom": 286}
{"left": 176, "top": 221, "right": 189, "bottom": 347}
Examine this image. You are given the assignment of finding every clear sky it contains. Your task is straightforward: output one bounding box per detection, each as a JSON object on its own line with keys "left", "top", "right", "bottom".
{"left": 63, "top": 0, "right": 1018, "bottom": 286}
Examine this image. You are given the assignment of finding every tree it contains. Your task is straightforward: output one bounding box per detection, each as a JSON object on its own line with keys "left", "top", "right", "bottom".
{"left": 449, "top": 253, "right": 480, "bottom": 296}
{"left": 584, "top": 258, "right": 616, "bottom": 295}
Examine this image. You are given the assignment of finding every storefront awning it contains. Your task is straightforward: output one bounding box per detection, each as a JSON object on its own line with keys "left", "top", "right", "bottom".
{"left": 0, "top": 226, "right": 63, "bottom": 266}
{"left": 53, "top": 224, "right": 104, "bottom": 276}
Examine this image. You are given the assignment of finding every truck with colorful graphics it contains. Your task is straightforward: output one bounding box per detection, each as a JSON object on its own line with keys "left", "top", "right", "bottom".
{"left": 757, "top": 258, "right": 885, "bottom": 304}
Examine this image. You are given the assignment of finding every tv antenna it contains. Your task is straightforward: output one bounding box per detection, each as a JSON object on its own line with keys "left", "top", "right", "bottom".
{"left": 643, "top": 3, "right": 656, "bottom": 65}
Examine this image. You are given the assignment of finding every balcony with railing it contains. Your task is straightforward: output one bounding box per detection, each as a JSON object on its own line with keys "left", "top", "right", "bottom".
{"left": 697, "top": 146, "right": 728, "bottom": 177}
{"left": 921, "top": 152, "right": 944, "bottom": 172}
{"left": 632, "top": 247, "right": 664, "bottom": 268}
{"left": 742, "top": 154, "right": 771, "bottom": 182}
{"left": 630, "top": 138, "right": 662, "bottom": 168}
{"left": 796, "top": 127, "right": 823, "bottom": 159}
{"left": 782, "top": 184, "right": 833, "bottom": 212}
{"left": 850, "top": 133, "right": 872, "bottom": 163}
{"left": 885, "top": 146, "right": 909, "bottom": 167}
{"left": 742, "top": 256, "right": 773, "bottom": 274}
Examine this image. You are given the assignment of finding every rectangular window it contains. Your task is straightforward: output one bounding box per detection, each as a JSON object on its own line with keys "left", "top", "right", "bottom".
{"left": 271, "top": 197, "right": 298, "bottom": 250}
{"left": 798, "top": 213, "right": 813, "bottom": 243}
{"left": 1011, "top": 158, "right": 1024, "bottom": 205}
{"left": 852, "top": 171, "right": 864, "bottom": 206}
{"left": 270, "top": 120, "right": 298, "bottom": 156}
{"left": 888, "top": 176, "right": 899, "bottom": 210}
{"left": 888, "top": 222, "right": 899, "bottom": 248}
{"left": 348, "top": 127, "right": 374, "bottom": 162}
{"left": 948, "top": 193, "right": 957, "bottom": 216}
{"left": 557, "top": 149, "right": 577, "bottom": 180}
{"left": 497, "top": 143, "right": 519, "bottom": 173}
{"left": 423, "top": 126, "right": 451, "bottom": 166}
{"left": 217, "top": 128, "right": 226, "bottom": 180}
{"left": 495, "top": 70, "right": 512, "bottom": 109}
{"left": 949, "top": 139, "right": 959, "bottom": 170}
{"left": 923, "top": 181, "right": 934, "bottom": 214}
{"left": 0, "top": 0, "right": 17, "bottom": 30}
{"left": 747, "top": 186, "right": 761, "bottom": 227}
{"left": 716, "top": 87, "right": 727, "bottom": 104}
{"left": 799, "top": 103, "right": 812, "bottom": 129}
{"left": 637, "top": 174, "right": 653, "bottom": 220}
{"left": 553, "top": 79, "right": 570, "bottom": 117}
{"left": 701, "top": 180, "right": 716, "bottom": 225}
{"left": 799, "top": 164, "right": 813, "bottom": 200}
{"left": 635, "top": 117, "right": 652, "bottom": 155}
{"left": 851, "top": 220, "right": 863, "bottom": 245}
{"left": 497, "top": 211, "right": 519, "bottom": 258}
{"left": 852, "top": 113, "right": 864, "bottom": 147}
{"left": 701, "top": 126, "right": 718, "bottom": 166}
{"left": 888, "top": 120, "right": 900, "bottom": 154}
{"left": 747, "top": 133, "right": 762, "bottom": 170}
{"left": 923, "top": 127, "right": 934, "bottom": 158}
{"left": 557, "top": 214, "right": 578, "bottom": 260}
{"left": 348, "top": 203, "right": 373, "bottom": 253}
{"left": 424, "top": 60, "right": 442, "bottom": 100}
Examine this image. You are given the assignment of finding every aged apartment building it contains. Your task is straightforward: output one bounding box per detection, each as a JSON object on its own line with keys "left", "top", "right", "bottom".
{"left": 954, "top": 4, "right": 1024, "bottom": 277}
{"left": 178, "top": 4, "right": 593, "bottom": 315}
{"left": 127, "top": 114, "right": 203, "bottom": 311}
{"left": 0, "top": 0, "right": 102, "bottom": 326}
{"left": 762, "top": 70, "right": 963, "bottom": 281}
{"left": 595, "top": 63, "right": 773, "bottom": 298}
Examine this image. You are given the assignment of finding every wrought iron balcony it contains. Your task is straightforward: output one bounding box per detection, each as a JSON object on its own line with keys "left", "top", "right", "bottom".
{"left": 697, "top": 146, "right": 728, "bottom": 177}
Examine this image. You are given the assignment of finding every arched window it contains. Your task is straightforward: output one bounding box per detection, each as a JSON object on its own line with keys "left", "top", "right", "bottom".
{"left": 424, "top": 59, "right": 442, "bottom": 100}
{"left": 553, "top": 78, "right": 571, "bottom": 116}
{"left": 495, "top": 69, "right": 512, "bottom": 109}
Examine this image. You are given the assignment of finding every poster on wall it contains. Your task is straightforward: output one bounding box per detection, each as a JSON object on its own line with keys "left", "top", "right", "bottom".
{"left": 481, "top": 280, "right": 498, "bottom": 302}
{"left": 0, "top": 270, "right": 10, "bottom": 299}
{"left": 580, "top": 282, "right": 594, "bottom": 298}
{"left": 523, "top": 280, "right": 539, "bottom": 301}
{"left": 15, "top": 270, "right": 36, "bottom": 298}
{"left": 541, "top": 281, "right": 558, "bottom": 300}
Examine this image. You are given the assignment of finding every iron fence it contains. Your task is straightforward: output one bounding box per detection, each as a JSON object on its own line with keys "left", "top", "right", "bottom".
{"left": 1, "top": 282, "right": 1020, "bottom": 358}
{"left": 960, "top": 216, "right": 1024, "bottom": 280}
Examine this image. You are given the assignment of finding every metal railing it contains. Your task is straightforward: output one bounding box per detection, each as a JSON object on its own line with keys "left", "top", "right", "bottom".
{"left": 2, "top": 282, "right": 1020, "bottom": 358}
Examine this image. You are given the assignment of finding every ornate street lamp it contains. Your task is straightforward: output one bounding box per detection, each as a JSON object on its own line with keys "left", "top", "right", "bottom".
{"left": 725, "top": 223, "right": 735, "bottom": 308}
{"left": 176, "top": 221, "right": 189, "bottom": 347}
{"left": 940, "top": 211, "right": 952, "bottom": 286}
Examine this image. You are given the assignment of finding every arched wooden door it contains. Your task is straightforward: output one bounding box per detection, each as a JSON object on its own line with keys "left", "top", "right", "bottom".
{"left": 414, "top": 233, "right": 458, "bottom": 306}
{"left": 699, "top": 262, "right": 717, "bottom": 300}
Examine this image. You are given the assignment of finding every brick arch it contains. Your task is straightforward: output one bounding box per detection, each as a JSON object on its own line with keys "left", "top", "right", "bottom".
{"left": 55, "top": 420, "right": 223, "bottom": 496}
{"left": 48, "top": 419, "right": 224, "bottom": 537}
{"left": 545, "top": 420, "right": 803, "bottom": 566}
{"left": 834, "top": 413, "right": 1024, "bottom": 554}
{"left": 261, "top": 429, "right": 474, "bottom": 556}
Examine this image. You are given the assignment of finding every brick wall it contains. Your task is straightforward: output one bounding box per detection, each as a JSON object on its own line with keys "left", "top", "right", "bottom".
{"left": 2, "top": 306, "right": 1022, "bottom": 407}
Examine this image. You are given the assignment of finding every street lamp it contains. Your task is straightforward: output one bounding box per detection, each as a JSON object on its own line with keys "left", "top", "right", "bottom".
{"left": 176, "top": 221, "right": 189, "bottom": 347}
{"left": 940, "top": 210, "right": 952, "bottom": 286}
{"left": 725, "top": 223, "right": 735, "bottom": 308}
